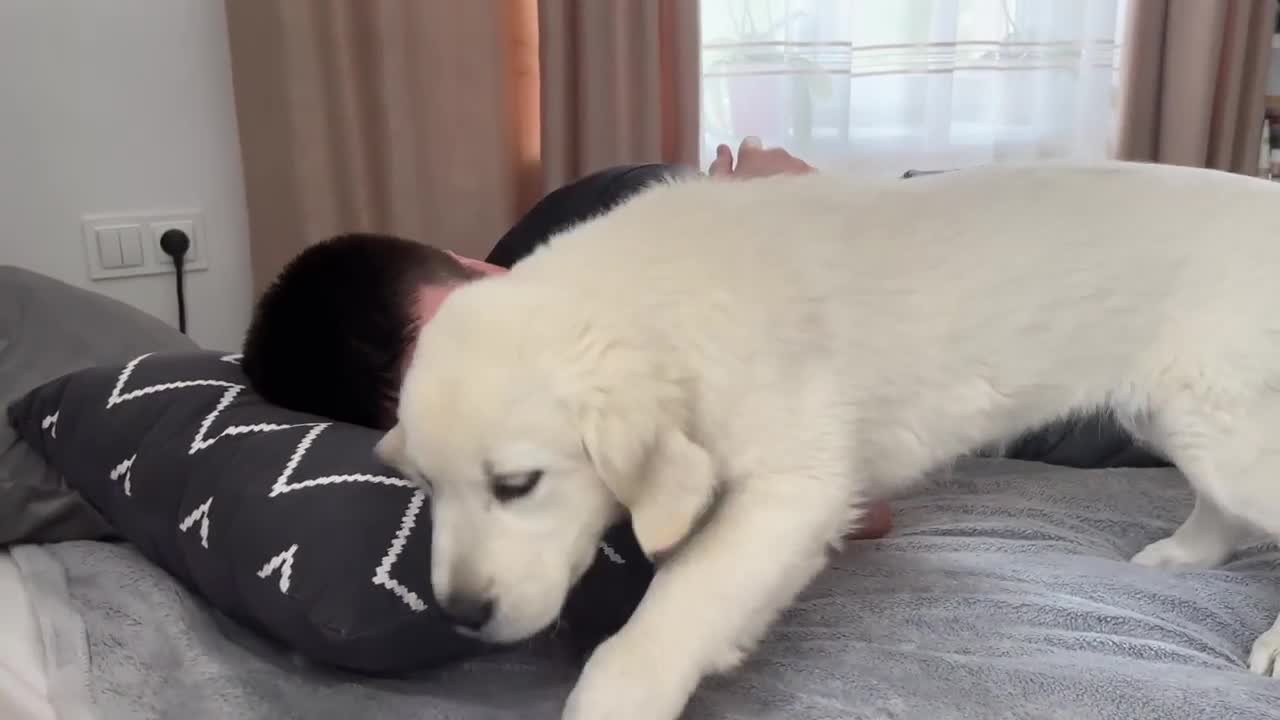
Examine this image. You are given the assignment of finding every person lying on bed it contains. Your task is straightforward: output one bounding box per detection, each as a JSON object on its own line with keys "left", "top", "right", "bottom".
{"left": 238, "top": 139, "right": 893, "bottom": 651}
{"left": 240, "top": 134, "right": 1169, "bottom": 642}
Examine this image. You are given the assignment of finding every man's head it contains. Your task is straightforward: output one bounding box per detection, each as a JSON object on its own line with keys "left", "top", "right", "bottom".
{"left": 241, "top": 233, "right": 504, "bottom": 428}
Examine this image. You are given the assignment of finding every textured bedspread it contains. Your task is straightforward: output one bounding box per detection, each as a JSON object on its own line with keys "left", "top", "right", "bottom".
{"left": 16, "top": 458, "right": 1280, "bottom": 719}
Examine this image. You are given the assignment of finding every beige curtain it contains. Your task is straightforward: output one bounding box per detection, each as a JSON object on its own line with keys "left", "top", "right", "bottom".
{"left": 1115, "top": 0, "right": 1278, "bottom": 174}
{"left": 225, "top": 0, "right": 700, "bottom": 295}
{"left": 225, "top": 1, "right": 542, "bottom": 293}
{"left": 537, "top": 0, "right": 701, "bottom": 189}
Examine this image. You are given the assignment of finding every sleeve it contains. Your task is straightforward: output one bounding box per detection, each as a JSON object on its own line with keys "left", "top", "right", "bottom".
{"left": 995, "top": 416, "right": 1169, "bottom": 469}
{"left": 483, "top": 163, "right": 693, "bottom": 269}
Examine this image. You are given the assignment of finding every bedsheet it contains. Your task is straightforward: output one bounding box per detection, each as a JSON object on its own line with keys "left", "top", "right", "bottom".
{"left": 0, "top": 551, "right": 55, "bottom": 720}
{"left": 15, "top": 458, "right": 1280, "bottom": 719}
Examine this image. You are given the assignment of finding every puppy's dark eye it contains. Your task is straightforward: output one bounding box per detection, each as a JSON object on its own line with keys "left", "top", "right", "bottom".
{"left": 492, "top": 470, "right": 542, "bottom": 502}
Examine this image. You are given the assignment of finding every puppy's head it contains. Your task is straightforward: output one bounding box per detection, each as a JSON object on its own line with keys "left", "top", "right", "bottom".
{"left": 377, "top": 277, "right": 717, "bottom": 644}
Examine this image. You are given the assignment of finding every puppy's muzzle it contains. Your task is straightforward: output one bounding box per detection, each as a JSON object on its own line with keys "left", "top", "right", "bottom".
{"left": 439, "top": 591, "right": 494, "bottom": 632}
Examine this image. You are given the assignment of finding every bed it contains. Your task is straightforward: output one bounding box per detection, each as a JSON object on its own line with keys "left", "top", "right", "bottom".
{"left": 5, "top": 266, "right": 1280, "bottom": 719}
{"left": 4, "top": 461, "right": 1280, "bottom": 719}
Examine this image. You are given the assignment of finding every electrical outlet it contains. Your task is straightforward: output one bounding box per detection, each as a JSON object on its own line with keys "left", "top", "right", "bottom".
{"left": 82, "top": 210, "right": 208, "bottom": 280}
{"left": 151, "top": 218, "right": 207, "bottom": 270}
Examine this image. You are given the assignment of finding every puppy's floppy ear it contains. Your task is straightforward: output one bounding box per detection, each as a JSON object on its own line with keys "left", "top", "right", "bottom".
{"left": 582, "top": 406, "right": 717, "bottom": 560}
{"left": 374, "top": 423, "right": 407, "bottom": 469}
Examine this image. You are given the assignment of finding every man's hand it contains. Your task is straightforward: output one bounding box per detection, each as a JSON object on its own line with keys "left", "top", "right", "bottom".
{"left": 707, "top": 136, "right": 815, "bottom": 179}
{"left": 848, "top": 501, "right": 892, "bottom": 540}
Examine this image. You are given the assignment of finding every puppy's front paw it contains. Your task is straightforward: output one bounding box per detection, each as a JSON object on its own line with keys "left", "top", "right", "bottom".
{"left": 562, "top": 632, "right": 697, "bottom": 720}
{"left": 1130, "top": 535, "right": 1230, "bottom": 570}
{"left": 1250, "top": 628, "right": 1280, "bottom": 677}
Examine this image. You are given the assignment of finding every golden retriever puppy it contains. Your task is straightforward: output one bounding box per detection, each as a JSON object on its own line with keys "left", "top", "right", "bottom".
{"left": 378, "top": 161, "right": 1280, "bottom": 719}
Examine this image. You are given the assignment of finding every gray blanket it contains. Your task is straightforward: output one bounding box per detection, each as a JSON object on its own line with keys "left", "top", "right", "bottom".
{"left": 17, "top": 458, "right": 1280, "bottom": 720}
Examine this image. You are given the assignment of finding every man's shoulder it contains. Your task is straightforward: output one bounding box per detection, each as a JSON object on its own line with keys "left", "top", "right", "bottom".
{"left": 484, "top": 163, "right": 690, "bottom": 268}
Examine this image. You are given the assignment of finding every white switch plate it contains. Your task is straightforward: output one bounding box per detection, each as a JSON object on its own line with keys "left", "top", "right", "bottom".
{"left": 96, "top": 228, "right": 124, "bottom": 269}
{"left": 82, "top": 210, "right": 208, "bottom": 280}
{"left": 119, "top": 226, "right": 144, "bottom": 267}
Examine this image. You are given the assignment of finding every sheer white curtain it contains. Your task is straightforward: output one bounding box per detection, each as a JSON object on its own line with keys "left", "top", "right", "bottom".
{"left": 700, "top": 0, "right": 1128, "bottom": 175}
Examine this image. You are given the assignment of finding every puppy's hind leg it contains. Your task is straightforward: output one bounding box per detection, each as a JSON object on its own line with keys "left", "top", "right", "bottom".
{"left": 1229, "top": 441, "right": 1280, "bottom": 677}
{"left": 1135, "top": 388, "right": 1280, "bottom": 676}
{"left": 1125, "top": 402, "right": 1254, "bottom": 571}
{"left": 1226, "top": 412, "right": 1280, "bottom": 677}
{"left": 1131, "top": 493, "right": 1251, "bottom": 570}
{"left": 562, "top": 457, "right": 855, "bottom": 720}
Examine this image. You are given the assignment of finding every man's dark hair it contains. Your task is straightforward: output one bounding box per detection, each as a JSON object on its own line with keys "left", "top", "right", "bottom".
{"left": 241, "top": 233, "right": 481, "bottom": 429}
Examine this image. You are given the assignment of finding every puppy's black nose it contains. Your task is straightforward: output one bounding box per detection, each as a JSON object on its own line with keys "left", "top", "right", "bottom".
{"left": 440, "top": 593, "right": 494, "bottom": 631}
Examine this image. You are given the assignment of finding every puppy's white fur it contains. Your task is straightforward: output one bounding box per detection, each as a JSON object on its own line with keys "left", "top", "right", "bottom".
{"left": 384, "top": 161, "right": 1280, "bottom": 720}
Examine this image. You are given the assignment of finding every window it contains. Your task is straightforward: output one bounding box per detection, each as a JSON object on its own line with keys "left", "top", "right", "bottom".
{"left": 700, "top": 0, "right": 1128, "bottom": 174}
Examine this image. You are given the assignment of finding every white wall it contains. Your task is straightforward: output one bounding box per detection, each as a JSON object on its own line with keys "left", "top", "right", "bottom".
{"left": 0, "top": 0, "right": 252, "bottom": 351}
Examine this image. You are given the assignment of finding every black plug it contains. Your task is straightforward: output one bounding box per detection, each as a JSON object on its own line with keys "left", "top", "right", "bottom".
{"left": 159, "top": 228, "right": 190, "bottom": 260}
{"left": 159, "top": 229, "right": 191, "bottom": 334}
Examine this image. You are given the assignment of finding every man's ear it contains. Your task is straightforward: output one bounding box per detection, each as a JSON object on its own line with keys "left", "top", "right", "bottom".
{"left": 583, "top": 409, "right": 718, "bottom": 560}
{"left": 374, "top": 423, "right": 407, "bottom": 469}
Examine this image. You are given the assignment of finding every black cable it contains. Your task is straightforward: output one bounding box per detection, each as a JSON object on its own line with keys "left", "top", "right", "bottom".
{"left": 159, "top": 229, "right": 191, "bottom": 334}
{"left": 174, "top": 262, "right": 187, "bottom": 334}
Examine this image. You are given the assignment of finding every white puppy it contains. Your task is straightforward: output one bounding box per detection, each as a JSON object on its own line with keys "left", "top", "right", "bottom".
{"left": 378, "top": 161, "right": 1280, "bottom": 720}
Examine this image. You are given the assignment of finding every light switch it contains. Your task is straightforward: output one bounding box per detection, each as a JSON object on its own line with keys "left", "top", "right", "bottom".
{"left": 96, "top": 228, "right": 123, "bottom": 269}
{"left": 82, "top": 210, "right": 208, "bottom": 280}
{"left": 118, "top": 226, "right": 143, "bottom": 267}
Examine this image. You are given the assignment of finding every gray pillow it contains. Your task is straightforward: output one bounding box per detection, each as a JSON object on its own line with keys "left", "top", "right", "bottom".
{"left": 0, "top": 266, "right": 198, "bottom": 545}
